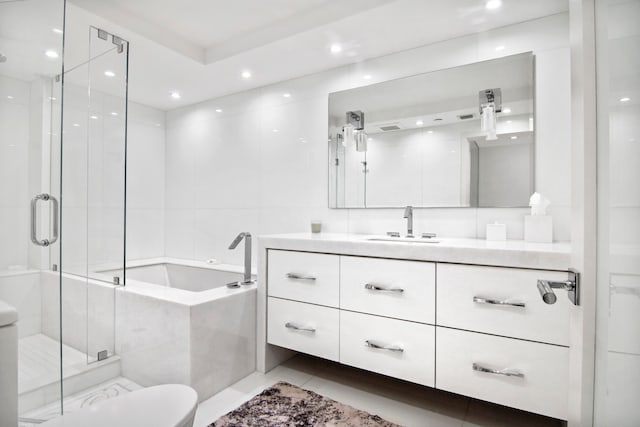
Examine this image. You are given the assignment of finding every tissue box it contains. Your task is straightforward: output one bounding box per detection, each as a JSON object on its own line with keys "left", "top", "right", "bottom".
{"left": 524, "top": 215, "right": 553, "bottom": 243}
{"left": 486, "top": 223, "right": 507, "bottom": 241}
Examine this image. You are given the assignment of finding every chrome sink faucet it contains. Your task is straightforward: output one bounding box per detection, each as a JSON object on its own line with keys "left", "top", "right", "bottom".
{"left": 228, "top": 232, "right": 256, "bottom": 286}
{"left": 403, "top": 206, "right": 414, "bottom": 238}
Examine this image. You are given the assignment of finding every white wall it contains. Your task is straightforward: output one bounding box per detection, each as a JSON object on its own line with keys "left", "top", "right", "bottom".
{"left": 0, "top": 75, "right": 31, "bottom": 270}
{"left": 164, "top": 13, "right": 572, "bottom": 267}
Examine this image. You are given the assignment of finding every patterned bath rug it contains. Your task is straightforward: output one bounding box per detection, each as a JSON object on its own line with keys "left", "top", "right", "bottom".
{"left": 209, "top": 381, "right": 401, "bottom": 427}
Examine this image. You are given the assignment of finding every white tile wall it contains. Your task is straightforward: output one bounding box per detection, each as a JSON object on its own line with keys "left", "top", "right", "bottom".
{"left": 0, "top": 75, "right": 31, "bottom": 270}
{"left": 161, "top": 14, "right": 572, "bottom": 265}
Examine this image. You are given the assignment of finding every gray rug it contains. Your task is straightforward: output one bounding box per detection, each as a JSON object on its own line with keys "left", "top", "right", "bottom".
{"left": 210, "top": 382, "right": 401, "bottom": 426}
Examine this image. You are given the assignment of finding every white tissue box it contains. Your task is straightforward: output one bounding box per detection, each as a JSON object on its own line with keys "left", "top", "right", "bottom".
{"left": 524, "top": 215, "right": 553, "bottom": 243}
{"left": 486, "top": 223, "right": 507, "bottom": 241}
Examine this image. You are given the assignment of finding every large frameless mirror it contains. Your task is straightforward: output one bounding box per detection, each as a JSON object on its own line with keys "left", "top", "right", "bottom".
{"left": 328, "top": 52, "right": 535, "bottom": 208}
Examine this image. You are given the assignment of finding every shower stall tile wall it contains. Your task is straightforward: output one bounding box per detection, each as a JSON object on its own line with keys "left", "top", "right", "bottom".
{"left": 164, "top": 13, "right": 572, "bottom": 268}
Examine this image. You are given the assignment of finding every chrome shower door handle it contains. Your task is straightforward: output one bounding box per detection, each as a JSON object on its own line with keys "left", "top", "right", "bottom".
{"left": 30, "top": 193, "right": 59, "bottom": 247}
{"left": 472, "top": 362, "right": 525, "bottom": 379}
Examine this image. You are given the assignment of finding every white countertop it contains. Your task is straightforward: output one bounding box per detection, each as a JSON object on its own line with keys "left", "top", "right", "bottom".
{"left": 258, "top": 233, "right": 572, "bottom": 271}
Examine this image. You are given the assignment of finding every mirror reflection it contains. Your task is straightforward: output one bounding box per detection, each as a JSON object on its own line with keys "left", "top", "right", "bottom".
{"left": 328, "top": 52, "right": 535, "bottom": 208}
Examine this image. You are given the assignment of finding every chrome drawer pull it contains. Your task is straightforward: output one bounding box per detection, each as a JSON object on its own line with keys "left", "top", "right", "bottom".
{"left": 365, "top": 340, "right": 404, "bottom": 353}
{"left": 286, "top": 273, "right": 317, "bottom": 281}
{"left": 473, "top": 296, "right": 525, "bottom": 308}
{"left": 285, "top": 322, "right": 316, "bottom": 333}
{"left": 364, "top": 283, "right": 404, "bottom": 293}
{"left": 472, "top": 363, "right": 525, "bottom": 378}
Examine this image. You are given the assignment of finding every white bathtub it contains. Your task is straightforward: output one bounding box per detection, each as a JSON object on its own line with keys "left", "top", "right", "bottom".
{"left": 46, "top": 258, "right": 258, "bottom": 402}
{"left": 99, "top": 261, "right": 247, "bottom": 292}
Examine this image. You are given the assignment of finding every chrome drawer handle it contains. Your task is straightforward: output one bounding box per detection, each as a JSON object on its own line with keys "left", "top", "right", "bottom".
{"left": 365, "top": 340, "right": 404, "bottom": 353}
{"left": 473, "top": 296, "right": 525, "bottom": 308}
{"left": 286, "top": 273, "right": 316, "bottom": 281}
{"left": 472, "top": 363, "right": 525, "bottom": 378}
{"left": 364, "top": 283, "right": 404, "bottom": 293}
{"left": 285, "top": 322, "right": 316, "bottom": 333}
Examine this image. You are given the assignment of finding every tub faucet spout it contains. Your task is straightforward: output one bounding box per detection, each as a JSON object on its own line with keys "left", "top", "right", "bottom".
{"left": 228, "top": 232, "right": 255, "bottom": 285}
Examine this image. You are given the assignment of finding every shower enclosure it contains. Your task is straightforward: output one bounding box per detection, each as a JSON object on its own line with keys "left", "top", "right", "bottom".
{"left": 0, "top": 0, "right": 129, "bottom": 422}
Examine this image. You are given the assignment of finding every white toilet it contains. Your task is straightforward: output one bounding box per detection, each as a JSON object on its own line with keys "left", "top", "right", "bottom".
{"left": 41, "top": 384, "right": 199, "bottom": 427}
{"left": 0, "top": 299, "right": 19, "bottom": 427}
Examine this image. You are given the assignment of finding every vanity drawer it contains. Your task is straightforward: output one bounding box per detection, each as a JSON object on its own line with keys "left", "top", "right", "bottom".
{"left": 340, "top": 311, "right": 435, "bottom": 387}
{"left": 267, "top": 250, "right": 339, "bottom": 307}
{"left": 340, "top": 256, "right": 435, "bottom": 324}
{"left": 436, "top": 327, "right": 568, "bottom": 420}
{"left": 267, "top": 297, "right": 339, "bottom": 361}
{"left": 437, "top": 264, "right": 571, "bottom": 345}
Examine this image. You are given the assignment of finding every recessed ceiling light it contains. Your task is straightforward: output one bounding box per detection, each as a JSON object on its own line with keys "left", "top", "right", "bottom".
{"left": 110, "top": 112, "right": 118, "bottom": 116}
{"left": 90, "top": 115, "right": 98, "bottom": 120}
{"left": 241, "top": 70, "right": 252, "bottom": 79}
{"left": 620, "top": 97, "right": 631, "bottom": 102}
{"left": 45, "top": 50, "right": 59, "bottom": 59}
{"left": 72, "top": 123, "right": 80, "bottom": 127}
{"left": 416, "top": 120, "right": 424, "bottom": 126}
{"left": 52, "top": 28, "right": 63, "bottom": 35}
{"left": 363, "top": 74, "right": 372, "bottom": 80}
{"left": 427, "top": 130, "right": 434, "bottom": 134}
{"left": 170, "top": 91, "right": 181, "bottom": 99}
{"left": 495, "top": 45, "right": 505, "bottom": 52}
{"left": 511, "top": 135, "right": 518, "bottom": 140}
{"left": 506, "top": 120, "right": 512, "bottom": 124}
{"left": 7, "top": 95, "right": 14, "bottom": 99}
{"left": 48, "top": 97, "right": 56, "bottom": 101}
{"left": 104, "top": 70, "right": 115, "bottom": 77}
{"left": 215, "top": 109, "right": 223, "bottom": 113}
{"left": 330, "top": 44, "right": 342, "bottom": 54}
{"left": 283, "top": 93, "right": 291, "bottom": 98}
{"left": 485, "top": 0, "right": 502, "bottom": 10}
{"left": 367, "top": 137, "right": 373, "bottom": 142}
{"left": 272, "top": 129, "right": 279, "bottom": 133}
{"left": 502, "top": 107, "right": 511, "bottom": 114}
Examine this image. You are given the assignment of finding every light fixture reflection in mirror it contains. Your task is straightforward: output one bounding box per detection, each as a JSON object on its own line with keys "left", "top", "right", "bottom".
{"left": 479, "top": 88, "right": 502, "bottom": 141}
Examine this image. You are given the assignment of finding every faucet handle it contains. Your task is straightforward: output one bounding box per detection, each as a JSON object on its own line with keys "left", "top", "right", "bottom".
{"left": 421, "top": 233, "right": 437, "bottom": 239}
{"left": 386, "top": 231, "right": 400, "bottom": 238}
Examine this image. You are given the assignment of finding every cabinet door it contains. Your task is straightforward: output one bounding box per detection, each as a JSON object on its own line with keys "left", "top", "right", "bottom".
{"left": 341, "top": 256, "right": 435, "bottom": 324}
{"left": 340, "top": 310, "right": 435, "bottom": 387}
{"left": 436, "top": 327, "right": 569, "bottom": 420}
{"left": 268, "top": 250, "right": 339, "bottom": 307}
{"left": 437, "top": 264, "right": 571, "bottom": 345}
{"left": 267, "top": 297, "right": 339, "bottom": 361}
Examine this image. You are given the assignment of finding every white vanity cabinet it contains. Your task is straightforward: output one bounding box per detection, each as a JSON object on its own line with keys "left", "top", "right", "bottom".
{"left": 261, "top": 237, "right": 572, "bottom": 421}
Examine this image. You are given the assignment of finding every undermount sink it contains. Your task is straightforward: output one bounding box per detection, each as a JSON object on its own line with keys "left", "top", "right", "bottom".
{"left": 367, "top": 236, "right": 440, "bottom": 244}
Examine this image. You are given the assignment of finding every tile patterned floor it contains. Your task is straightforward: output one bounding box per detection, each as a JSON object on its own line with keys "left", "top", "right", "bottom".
{"left": 194, "top": 355, "right": 565, "bottom": 427}
{"left": 18, "top": 354, "right": 564, "bottom": 426}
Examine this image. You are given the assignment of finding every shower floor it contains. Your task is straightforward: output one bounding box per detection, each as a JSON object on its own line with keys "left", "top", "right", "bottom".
{"left": 19, "top": 376, "right": 142, "bottom": 426}
{"left": 18, "top": 334, "right": 122, "bottom": 414}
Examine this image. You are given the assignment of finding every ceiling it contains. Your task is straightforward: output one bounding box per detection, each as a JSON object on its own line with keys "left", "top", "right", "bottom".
{"left": 1, "top": 0, "right": 569, "bottom": 111}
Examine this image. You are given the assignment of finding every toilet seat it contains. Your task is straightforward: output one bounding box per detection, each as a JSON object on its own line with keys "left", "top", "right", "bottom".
{"left": 41, "top": 384, "right": 198, "bottom": 427}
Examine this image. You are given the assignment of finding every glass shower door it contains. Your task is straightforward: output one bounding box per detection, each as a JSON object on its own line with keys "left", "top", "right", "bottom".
{"left": 0, "top": 0, "right": 66, "bottom": 423}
